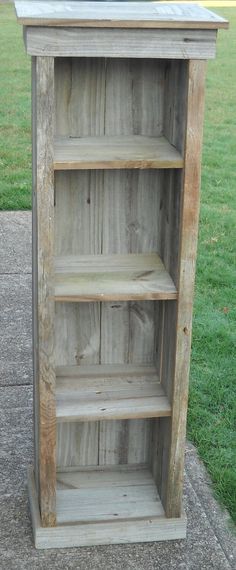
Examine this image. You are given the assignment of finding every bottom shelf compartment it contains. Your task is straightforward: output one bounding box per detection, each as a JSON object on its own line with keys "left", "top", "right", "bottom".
{"left": 28, "top": 466, "right": 186, "bottom": 548}
{"left": 56, "top": 465, "right": 164, "bottom": 524}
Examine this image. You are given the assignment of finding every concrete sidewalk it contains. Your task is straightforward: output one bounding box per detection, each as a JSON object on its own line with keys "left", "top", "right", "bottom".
{"left": 0, "top": 211, "right": 235, "bottom": 569}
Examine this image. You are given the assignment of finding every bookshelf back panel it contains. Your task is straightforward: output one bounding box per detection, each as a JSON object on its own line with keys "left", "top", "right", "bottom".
{"left": 54, "top": 57, "right": 187, "bottom": 469}
{"left": 54, "top": 170, "right": 162, "bottom": 256}
{"left": 55, "top": 300, "right": 159, "bottom": 468}
{"left": 56, "top": 417, "right": 153, "bottom": 468}
{"left": 54, "top": 57, "right": 165, "bottom": 137}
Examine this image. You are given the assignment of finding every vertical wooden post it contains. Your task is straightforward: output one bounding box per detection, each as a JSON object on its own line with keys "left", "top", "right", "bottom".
{"left": 32, "top": 56, "right": 56, "bottom": 527}
{"left": 156, "top": 60, "right": 206, "bottom": 517}
{"left": 32, "top": 56, "right": 39, "bottom": 495}
{"left": 168, "top": 60, "right": 207, "bottom": 516}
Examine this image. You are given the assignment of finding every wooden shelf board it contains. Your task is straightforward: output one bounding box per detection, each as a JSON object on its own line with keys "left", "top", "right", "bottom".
{"left": 28, "top": 467, "right": 186, "bottom": 548}
{"left": 56, "top": 364, "right": 171, "bottom": 422}
{"left": 53, "top": 135, "right": 183, "bottom": 170}
{"left": 56, "top": 465, "right": 164, "bottom": 524}
{"left": 54, "top": 253, "right": 177, "bottom": 302}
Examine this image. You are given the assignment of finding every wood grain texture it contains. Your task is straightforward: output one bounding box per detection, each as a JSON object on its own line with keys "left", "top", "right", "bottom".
{"left": 23, "top": 0, "right": 219, "bottom": 546}
{"left": 54, "top": 135, "right": 183, "bottom": 170}
{"left": 15, "top": 1, "right": 229, "bottom": 29}
{"left": 54, "top": 253, "right": 177, "bottom": 302}
{"left": 149, "top": 61, "right": 188, "bottom": 510}
{"left": 55, "top": 364, "right": 171, "bottom": 421}
{"left": 24, "top": 26, "right": 217, "bottom": 59}
{"left": 56, "top": 467, "right": 164, "bottom": 524}
{"left": 31, "top": 57, "right": 39, "bottom": 495}
{"left": 162, "top": 61, "right": 207, "bottom": 518}
{"left": 54, "top": 57, "right": 165, "bottom": 468}
{"left": 57, "top": 421, "right": 99, "bottom": 469}
{"left": 57, "top": 463, "right": 153, "bottom": 486}
{"left": 34, "top": 56, "right": 56, "bottom": 527}
{"left": 54, "top": 58, "right": 106, "bottom": 469}
{"left": 99, "top": 58, "right": 164, "bottom": 466}
{"left": 28, "top": 467, "right": 186, "bottom": 549}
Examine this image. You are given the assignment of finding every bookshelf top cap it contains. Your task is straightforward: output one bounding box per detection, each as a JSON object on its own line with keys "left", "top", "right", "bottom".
{"left": 15, "top": 2, "right": 228, "bottom": 30}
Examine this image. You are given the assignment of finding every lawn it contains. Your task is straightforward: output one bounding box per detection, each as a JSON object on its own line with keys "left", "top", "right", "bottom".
{"left": 188, "top": 7, "right": 236, "bottom": 524}
{"left": 0, "top": 4, "right": 31, "bottom": 209}
{"left": 0, "top": 4, "right": 235, "bottom": 524}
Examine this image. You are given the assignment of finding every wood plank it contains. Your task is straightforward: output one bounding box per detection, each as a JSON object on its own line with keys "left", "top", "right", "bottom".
{"left": 164, "top": 61, "right": 207, "bottom": 518}
{"left": 56, "top": 363, "right": 157, "bottom": 378}
{"left": 54, "top": 58, "right": 105, "bottom": 470}
{"left": 54, "top": 58, "right": 106, "bottom": 137}
{"left": 56, "top": 466, "right": 164, "bottom": 524}
{"left": 57, "top": 396, "right": 170, "bottom": 423}
{"left": 54, "top": 253, "right": 177, "bottom": 302}
{"left": 34, "top": 56, "right": 56, "bottom": 527}
{"left": 57, "top": 421, "right": 99, "bottom": 469}
{"left": 57, "top": 464, "right": 153, "bottom": 489}
{"left": 28, "top": 468, "right": 186, "bottom": 549}
{"left": 24, "top": 26, "right": 217, "bottom": 59}
{"left": 54, "top": 135, "right": 183, "bottom": 170}
{"left": 57, "top": 486, "right": 163, "bottom": 524}
{"left": 99, "top": 59, "right": 164, "bottom": 466}
{"left": 150, "top": 60, "right": 188, "bottom": 510}
{"left": 31, "top": 57, "right": 39, "bottom": 495}
{"left": 15, "top": 2, "right": 229, "bottom": 29}
{"left": 55, "top": 364, "right": 171, "bottom": 422}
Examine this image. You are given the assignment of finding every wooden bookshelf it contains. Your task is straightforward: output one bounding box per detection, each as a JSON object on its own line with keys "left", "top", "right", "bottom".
{"left": 15, "top": 0, "right": 227, "bottom": 550}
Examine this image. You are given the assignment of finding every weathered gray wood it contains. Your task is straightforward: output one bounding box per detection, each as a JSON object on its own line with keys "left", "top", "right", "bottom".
{"left": 167, "top": 60, "right": 206, "bottom": 517}
{"left": 54, "top": 59, "right": 105, "bottom": 469}
{"left": 16, "top": 1, "right": 228, "bottom": 29}
{"left": 55, "top": 301, "right": 100, "bottom": 468}
{"left": 55, "top": 301, "right": 100, "bottom": 469}
{"left": 34, "top": 56, "right": 56, "bottom": 527}
{"left": 56, "top": 466, "right": 165, "bottom": 524}
{"left": 54, "top": 135, "right": 183, "bottom": 170}
{"left": 55, "top": 364, "right": 171, "bottom": 421}
{"left": 54, "top": 253, "right": 177, "bottom": 302}
{"left": 54, "top": 155, "right": 103, "bottom": 479}
{"left": 158, "top": 60, "right": 207, "bottom": 518}
{"left": 24, "top": 26, "right": 217, "bottom": 59}
{"left": 99, "top": 299, "right": 131, "bottom": 465}
{"left": 150, "top": 61, "right": 187, "bottom": 505}
{"left": 20, "top": 0, "right": 224, "bottom": 548}
{"left": 98, "top": 58, "right": 165, "bottom": 466}
{"left": 31, "top": 57, "right": 39, "bottom": 495}
{"left": 57, "top": 421, "right": 99, "bottom": 469}
{"left": 28, "top": 467, "right": 186, "bottom": 549}
{"left": 55, "top": 57, "right": 106, "bottom": 136}
{"left": 126, "top": 64, "right": 163, "bottom": 466}
{"left": 57, "top": 58, "right": 166, "bottom": 466}
{"left": 57, "top": 464, "right": 153, "bottom": 488}
{"left": 57, "top": 485, "right": 163, "bottom": 524}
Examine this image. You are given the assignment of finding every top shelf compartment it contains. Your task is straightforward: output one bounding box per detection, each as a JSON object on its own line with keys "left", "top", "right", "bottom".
{"left": 54, "top": 135, "right": 183, "bottom": 171}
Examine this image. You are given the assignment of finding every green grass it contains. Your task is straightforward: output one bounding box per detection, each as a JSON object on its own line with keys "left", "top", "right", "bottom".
{"left": 0, "top": 4, "right": 31, "bottom": 209}
{"left": 188, "top": 7, "right": 236, "bottom": 525}
{"left": 0, "top": 5, "right": 235, "bottom": 523}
